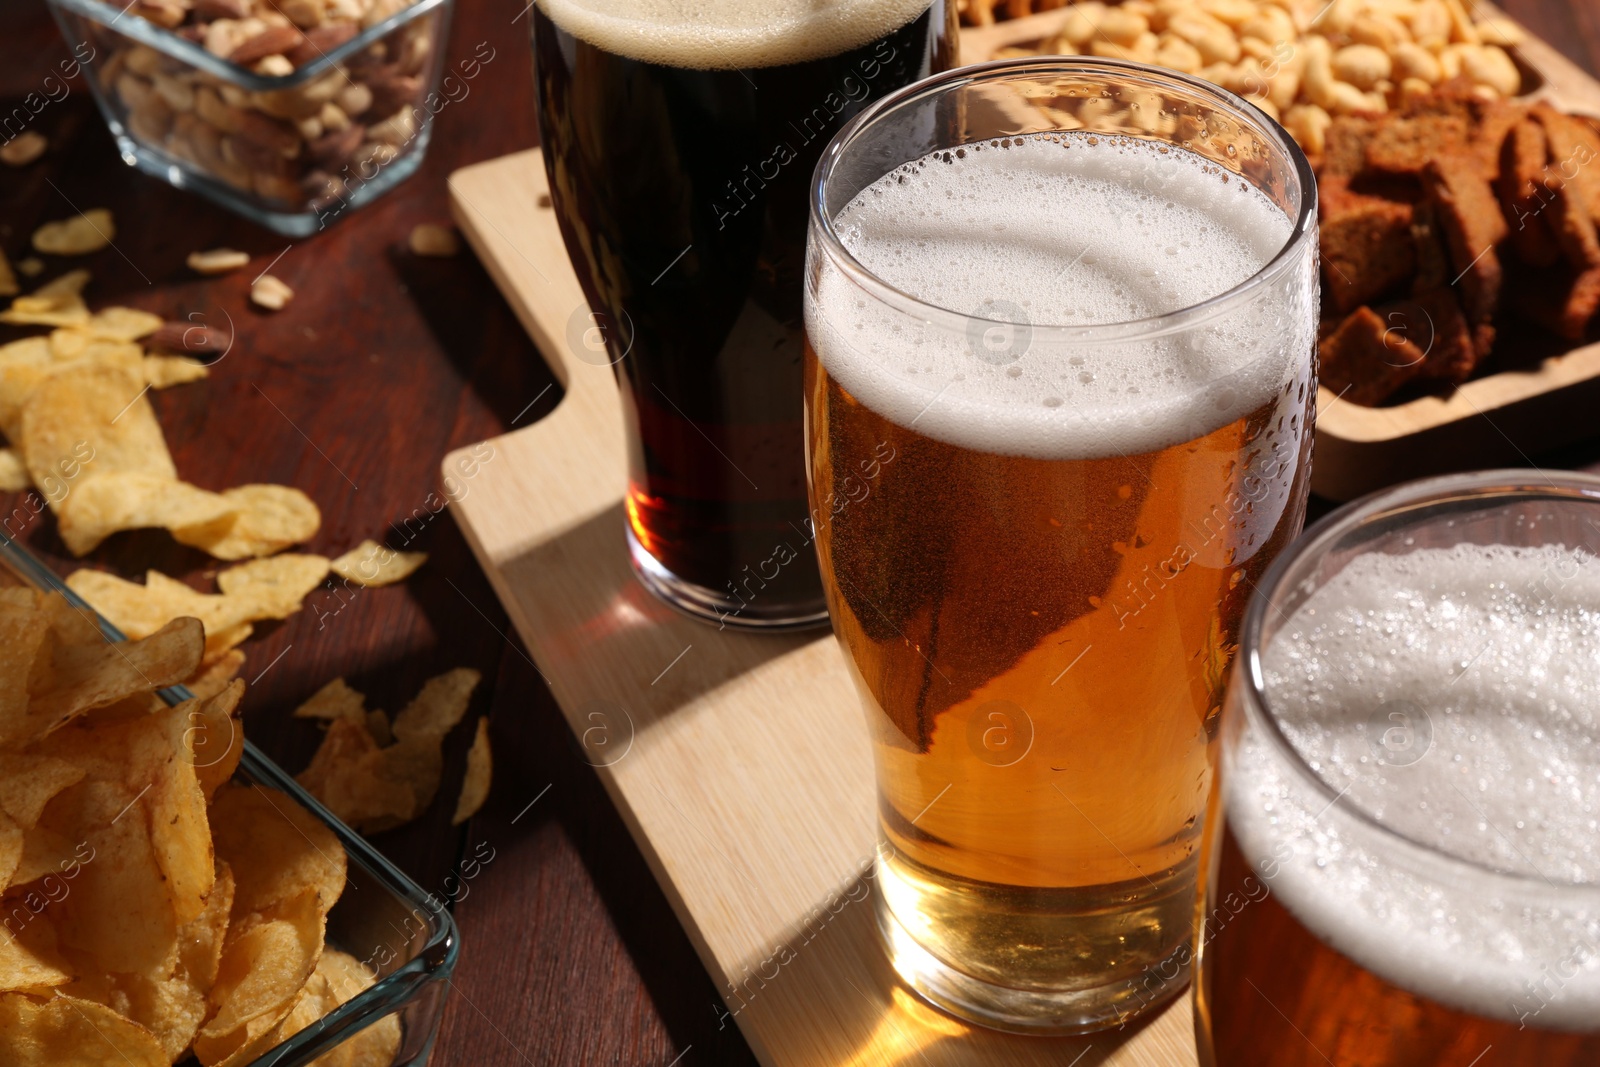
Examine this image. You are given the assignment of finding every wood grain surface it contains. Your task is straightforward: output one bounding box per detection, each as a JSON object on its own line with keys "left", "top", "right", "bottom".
{"left": 0, "top": 2, "right": 1596, "bottom": 1066}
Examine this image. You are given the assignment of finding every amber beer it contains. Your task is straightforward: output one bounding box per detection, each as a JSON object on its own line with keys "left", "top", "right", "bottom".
{"left": 1198, "top": 538, "right": 1600, "bottom": 1065}
{"left": 532, "top": 0, "right": 956, "bottom": 628}
{"left": 805, "top": 89, "right": 1319, "bottom": 1031}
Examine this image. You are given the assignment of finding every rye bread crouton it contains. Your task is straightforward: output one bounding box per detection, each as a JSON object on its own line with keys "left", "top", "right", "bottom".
{"left": 1497, "top": 120, "right": 1563, "bottom": 267}
{"left": 1543, "top": 174, "right": 1600, "bottom": 269}
{"left": 1319, "top": 306, "right": 1429, "bottom": 405}
{"left": 1376, "top": 286, "right": 1481, "bottom": 384}
{"left": 1532, "top": 103, "right": 1600, "bottom": 224}
{"left": 1510, "top": 266, "right": 1600, "bottom": 341}
{"left": 1423, "top": 153, "right": 1508, "bottom": 325}
{"left": 1321, "top": 196, "right": 1417, "bottom": 313}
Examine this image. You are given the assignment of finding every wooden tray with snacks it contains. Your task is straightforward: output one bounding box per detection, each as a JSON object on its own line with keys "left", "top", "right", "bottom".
{"left": 964, "top": 0, "right": 1600, "bottom": 500}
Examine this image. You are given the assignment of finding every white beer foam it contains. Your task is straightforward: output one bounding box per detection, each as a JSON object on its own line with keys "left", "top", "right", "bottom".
{"left": 1231, "top": 543, "right": 1600, "bottom": 1028}
{"left": 808, "top": 133, "right": 1311, "bottom": 461}
{"left": 536, "top": 0, "right": 933, "bottom": 69}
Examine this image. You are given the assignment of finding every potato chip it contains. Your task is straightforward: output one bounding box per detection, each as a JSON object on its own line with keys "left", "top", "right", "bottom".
{"left": 191, "top": 682, "right": 245, "bottom": 802}
{"left": 68, "top": 569, "right": 240, "bottom": 643}
{"left": 144, "top": 355, "right": 209, "bottom": 388}
{"left": 183, "top": 649, "right": 246, "bottom": 702}
{"left": 46, "top": 329, "right": 93, "bottom": 361}
{"left": 20, "top": 363, "right": 175, "bottom": 516}
{"left": 0, "top": 598, "right": 47, "bottom": 733}
{"left": 392, "top": 668, "right": 480, "bottom": 745}
{"left": 199, "top": 886, "right": 324, "bottom": 1048}
{"left": 366, "top": 709, "right": 392, "bottom": 746}
{"left": 172, "top": 484, "right": 321, "bottom": 560}
{"left": 216, "top": 554, "right": 330, "bottom": 620}
{"left": 115, "top": 971, "right": 209, "bottom": 1063}
{"left": 32, "top": 208, "right": 115, "bottom": 256}
{"left": 0, "top": 755, "right": 84, "bottom": 830}
{"left": 130, "top": 700, "right": 216, "bottom": 924}
{"left": 296, "top": 717, "right": 415, "bottom": 834}
{"left": 208, "top": 983, "right": 320, "bottom": 1067}
{"left": 54, "top": 474, "right": 236, "bottom": 557}
{"left": 0, "top": 269, "right": 91, "bottom": 327}
{"left": 453, "top": 717, "right": 492, "bottom": 826}
{"left": 18, "top": 616, "right": 202, "bottom": 742}
{"left": 202, "top": 623, "right": 254, "bottom": 668}
{"left": 1, "top": 339, "right": 142, "bottom": 449}
{"left": 0, "top": 448, "right": 27, "bottom": 491}
{"left": 181, "top": 861, "right": 234, "bottom": 992}
{"left": 84, "top": 306, "right": 162, "bottom": 343}
{"left": 0, "top": 912, "right": 71, "bottom": 992}
{"left": 0, "top": 992, "right": 167, "bottom": 1066}
{"left": 11, "top": 824, "right": 80, "bottom": 887}
{"left": 210, "top": 783, "right": 346, "bottom": 920}
{"left": 0, "top": 807, "right": 22, "bottom": 890}
{"left": 318, "top": 950, "right": 401, "bottom": 1067}
{"left": 329, "top": 540, "right": 427, "bottom": 588}
{"left": 49, "top": 779, "right": 179, "bottom": 976}
{"left": 293, "top": 678, "right": 365, "bottom": 722}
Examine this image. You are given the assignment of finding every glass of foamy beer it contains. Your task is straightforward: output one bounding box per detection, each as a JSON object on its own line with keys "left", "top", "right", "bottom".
{"left": 1197, "top": 471, "right": 1600, "bottom": 1065}
{"left": 803, "top": 59, "right": 1318, "bottom": 1032}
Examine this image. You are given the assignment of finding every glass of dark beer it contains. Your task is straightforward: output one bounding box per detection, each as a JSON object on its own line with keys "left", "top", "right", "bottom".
{"left": 531, "top": 0, "right": 957, "bottom": 629}
{"left": 1198, "top": 470, "right": 1600, "bottom": 1065}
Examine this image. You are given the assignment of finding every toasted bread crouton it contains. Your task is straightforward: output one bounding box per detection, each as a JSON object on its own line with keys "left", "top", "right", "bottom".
{"left": 1375, "top": 287, "right": 1480, "bottom": 384}
{"left": 1318, "top": 116, "right": 1378, "bottom": 180}
{"left": 1319, "top": 306, "right": 1429, "bottom": 405}
{"left": 1497, "top": 120, "right": 1563, "bottom": 267}
{"left": 1366, "top": 114, "right": 1472, "bottom": 176}
{"left": 1511, "top": 266, "right": 1600, "bottom": 340}
{"left": 1423, "top": 154, "right": 1508, "bottom": 324}
{"left": 1543, "top": 175, "right": 1600, "bottom": 269}
{"left": 1322, "top": 197, "right": 1417, "bottom": 313}
{"left": 1532, "top": 103, "right": 1600, "bottom": 224}
{"left": 1410, "top": 201, "right": 1452, "bottom": 291}
{"left": 1468, "top": 97, "right": 1527, "bottom": 181}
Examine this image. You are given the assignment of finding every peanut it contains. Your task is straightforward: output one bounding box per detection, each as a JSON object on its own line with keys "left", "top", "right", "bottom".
{"left": 1284, "top": 103, "right": 1332, "bottom": 155}
{"left": 1097, "top": 7, "right": 1149, "bottom": 45}
{"left": 1391, "top": 41, "right": 1442, "bottom": 83}
{"left": 250, "top": 274, "right": 293, "bottom": 311}
{"left": 1168, "top": 11, "right": 1239, "bottom": 64}
{"left": 186, "top": 248, "right": 251, "bottom": 274}
{"left": 1154, "top": 34, "right": 1203, "bottom": 72}
{"left": 1332, "top": 44, "right": 1392, "bottom": 90}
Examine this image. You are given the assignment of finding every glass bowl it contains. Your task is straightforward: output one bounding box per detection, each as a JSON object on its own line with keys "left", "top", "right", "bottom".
{"left": 46, "top": 0, "right": 453, "bottom": 236}
{"left": 0, "top": 533, "right": 460, "bottom": 1067}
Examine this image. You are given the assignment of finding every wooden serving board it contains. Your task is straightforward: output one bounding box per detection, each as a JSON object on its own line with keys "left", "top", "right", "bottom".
{"left": 444, "top": 149, "right": 1197, "bottom": 1066}
{"left": 962, "top": 4, "right": 1600, "bottom": 501}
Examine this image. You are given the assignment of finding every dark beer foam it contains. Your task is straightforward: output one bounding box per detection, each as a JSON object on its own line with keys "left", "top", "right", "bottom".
{"left": 536, "top": 0, "right": 932, "bottom": 69}
{"left": 1233, "top": 544, "right": 1600, "bottom": 1026}
{"left": 808, "top": 133, "right": 1310, "bottom": 460}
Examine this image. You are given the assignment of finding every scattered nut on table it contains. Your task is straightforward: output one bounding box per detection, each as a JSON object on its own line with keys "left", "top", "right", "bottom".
{"left": 187, "top": 247, "right": 252, "bottom": 275}
{"left": 251, "top": 274, "right": 294, "bottom": 311}
{"left": 32, "top": 208, "right": 116, "bottom": 256}
{"left": 16, "top": 257, "right": 43, "bottom": 277}
{"left": 0, "top": 131, "right": 47, "bottom": 167}
{"left": 408, "top": 223, "right": 459, "bottom": 257}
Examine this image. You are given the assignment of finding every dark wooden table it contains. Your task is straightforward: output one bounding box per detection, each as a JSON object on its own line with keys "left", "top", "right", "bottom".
{"left": 0, "top": 2, "right": 1596, "bottom": 1064}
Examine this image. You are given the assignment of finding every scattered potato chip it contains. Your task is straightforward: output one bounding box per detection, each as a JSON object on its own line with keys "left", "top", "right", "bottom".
{"left": 0, "top": 248, "right": 16, "bottom": 298}
{"left": 144, "top": 355, "right": 210, "bottom": 388}
{"left": 183, "top": 649, "right": 247, "bottom": 701}
{"left": 172, "top": 484, "right": 322, "bottom": 560}
{"left": 0, "top": 269, "right": 91, "bottom": 327}
{"left": 16, "top": 257, "right": 43, "bottom": 277}
{"left": 250, "top": 274, "right": 293, "bottom": 311}
{"left": 215, "top": 553, "right": 330, "bottom": 620}
{"left": 20, "top": 361, "right": 175, "bottom": 499}
{"left": 0, "top": 131, "right": 46, "bottom": 168}
{"left": 366, "top": 708, "right": 393, "bottom": 746}
{"left": 186, "top": 248, "right": 250, "bottom": 275}
{"left": 54, "top": 474, "right": 235, "bottom": 557}
{"left": 0, "top": 992, "right": 168, "bottom": 1066}
{"left": 330, "top": 539, "right": 427, "bottom": 587}
{"left": 32, "top": 208, "right": 115, "bottom": 256}
{"left": 86, "top": 305, "right": 163, "bottom": 342}
{"left": 293, "top": 677, "right": 365, "bottom": 722}
{"left": 299, "top": 669, "right": 480, "bottom": 833}
{"left": 453, "top": 717, "right": 492, "bottom": 825}
{"left": 211, "top": 783, "right": 347, "bottom": 918}
{"left": 0, "top": 447, "right": 27, "bottom": 491}
{"left": 393, "top": 667, "right": 480, "bottom": 745}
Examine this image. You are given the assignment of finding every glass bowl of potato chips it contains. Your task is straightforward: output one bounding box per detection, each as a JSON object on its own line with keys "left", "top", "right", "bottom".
{"left": 0, "top": 534, "right": 458, "bottom": 1067}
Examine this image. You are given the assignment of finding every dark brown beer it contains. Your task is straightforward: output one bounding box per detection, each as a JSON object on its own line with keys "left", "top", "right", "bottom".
{"left": 531, "top": 0, "right": 956, "bottom": 626}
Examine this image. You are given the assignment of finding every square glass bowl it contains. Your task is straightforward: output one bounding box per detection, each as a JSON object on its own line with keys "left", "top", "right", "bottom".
{"left": 46, "top": 0, "right": 453, "bottom": 236}
{"left": 0, "top": 533, "right": 460, "bottom": 1067}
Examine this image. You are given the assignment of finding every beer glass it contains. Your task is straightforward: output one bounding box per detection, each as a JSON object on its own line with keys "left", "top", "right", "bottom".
{"left": 1198, "top": 471, "right": 1600, "bottom": 1066}
{"left": 804, "top": 59, "right": 1319, "bottom": 1032}
{"left": 531, "top": 0, "right": 958, "bottom": 629}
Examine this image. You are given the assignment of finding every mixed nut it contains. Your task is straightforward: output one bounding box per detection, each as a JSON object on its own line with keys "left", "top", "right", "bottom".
{"left": 94, "top": 0, "right": 436, "bottom": 214}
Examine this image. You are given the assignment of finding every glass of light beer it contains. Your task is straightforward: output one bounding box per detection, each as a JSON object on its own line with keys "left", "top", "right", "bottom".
{"left": 803, "top": 59, "right": 1318, "bottom": 1032}
{"left": 531, "top": 0, "right": 958, "bottom": 629}
{"left": 1197, "top": 471, "right": 1600, "bottom": 1065}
